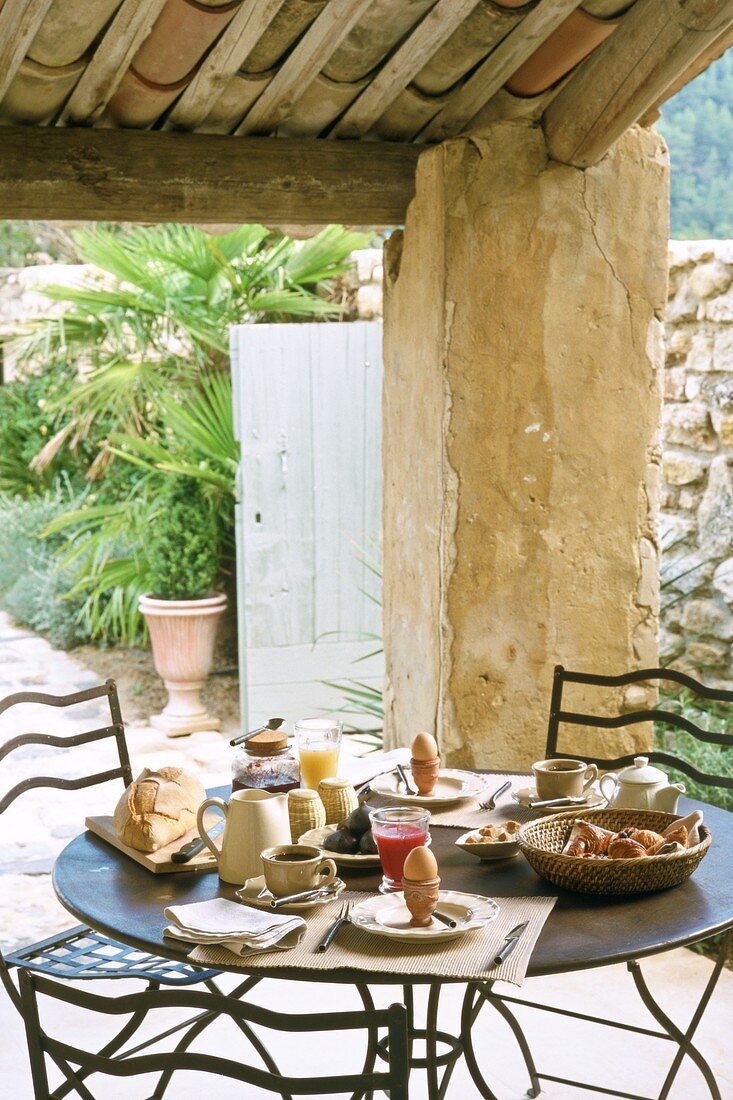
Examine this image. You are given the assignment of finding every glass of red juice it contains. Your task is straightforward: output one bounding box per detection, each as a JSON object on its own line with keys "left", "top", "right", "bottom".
{"left": 369, "top": 807, "right": 430, "bottom": 892}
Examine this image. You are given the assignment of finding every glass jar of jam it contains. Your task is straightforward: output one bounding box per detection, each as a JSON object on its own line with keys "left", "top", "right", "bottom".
{"left": 232, "top": 729, "right": 300, "bottom": 794}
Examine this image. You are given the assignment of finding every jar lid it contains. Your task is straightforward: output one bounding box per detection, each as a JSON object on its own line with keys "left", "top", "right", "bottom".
{"left": 618, "top": 756, "right": 668, "bottom": 785}
{"left": 289, "top": 788, "right": 320, "bottom": 802}
{"left": 245, "top": 729, "right": 288, "bottom": 755}
{"left": 318, "top": 777, "right": 351, "bottom": 791}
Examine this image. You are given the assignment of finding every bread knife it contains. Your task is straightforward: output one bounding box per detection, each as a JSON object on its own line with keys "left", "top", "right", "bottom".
{"left": 172, "top": 821, "right": 224, "bottom": 864}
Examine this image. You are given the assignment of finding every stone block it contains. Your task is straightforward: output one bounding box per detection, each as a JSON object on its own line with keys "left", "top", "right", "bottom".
{"left": 678, "top": 488, "right": 702, "bottom": 510}
{"left": 666, "top": 327, "right": 692, "bottom": 357}
{"left": 664, "top": 366, "right": 687, "bottom": 401}
{"left": 355, "top": 283, "right": 383, "bottom": 319}
{"left": 667, "top": 281, "right": 699, "bottom": 323}
{"left": 712, "top": 558, "right": 733, "bottom": 603}
{"left": 698, "top": 455, "right": 733, "bottom": 558}
{"left": 713, "top": 328, "right": 733, "bottom": 371}
{"left": 706, "top": 376, "right": 733, "bottom": 446}
{"left": 662, "top": 451, "right": 708, "bottom": 485}
{"left": 685, "top": 640, "right": 728, "bottom": 668}
{"left": 668, "top": 240, "right": 715, "bottom": 268}
{"left": 661, "top": 402, "right": 716, "bottom": 450}
{"left": 685, "top": 333, "right": 714, "bottom": 372}
{"left": 660, "top": 514, "right": 695, "bottom": 546}
{"left": 702, "top": 286, "right": 733, "bottom": 322}
{"left": 662, "top": 551, "right": 715, "bottom": 595}
{"left": 688, "top": 259, "right": 733, "bottom": 301}
{"left": 680, "top": 598, "right": 733, "bottom": 641}
{"left": 684, "top": 374, "right": 702, "bottom": 401}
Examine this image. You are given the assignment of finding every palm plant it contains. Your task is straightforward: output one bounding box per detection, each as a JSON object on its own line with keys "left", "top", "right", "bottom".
{"left": 13, "top": 222, "right": 368, "bottom": 643}
{"left": 6, "top": 222, "right": 368, "bottom": 476}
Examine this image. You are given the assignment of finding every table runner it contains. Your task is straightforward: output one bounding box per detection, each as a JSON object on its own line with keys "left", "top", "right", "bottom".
{"left": 189, "top": 892, "right": 556, "bottom": 986}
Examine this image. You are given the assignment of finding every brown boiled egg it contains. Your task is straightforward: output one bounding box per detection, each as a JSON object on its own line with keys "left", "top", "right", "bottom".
{"left": 403, "top": 845, "right": 438, "bottom": 882}
{"left": 411, "top": 731, "right": 439, "bottom": 761}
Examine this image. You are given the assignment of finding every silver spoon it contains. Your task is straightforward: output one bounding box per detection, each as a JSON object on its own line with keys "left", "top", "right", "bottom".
{"left": 230, "top": 717, "right": 284, "bottom": 748}
{"left": 396, "top": 763, "right": 416, "bottom": 796}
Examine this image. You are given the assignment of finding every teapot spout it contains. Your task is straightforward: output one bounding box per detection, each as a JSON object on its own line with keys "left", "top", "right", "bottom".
{"left": 656, "top": 783, "right": 685, "bottom": 813}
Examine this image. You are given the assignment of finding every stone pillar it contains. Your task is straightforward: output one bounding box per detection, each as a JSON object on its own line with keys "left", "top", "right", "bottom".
{"left": 383, "top": 121, "right": 669, "bottom": 768}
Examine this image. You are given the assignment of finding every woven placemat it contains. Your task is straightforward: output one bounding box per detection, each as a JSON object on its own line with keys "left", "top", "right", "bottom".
{"left": 189, "top": 892, "right": 556, "bottom": 987}
{"left": 428, "top": 774, "right": 538, "bottom": 828}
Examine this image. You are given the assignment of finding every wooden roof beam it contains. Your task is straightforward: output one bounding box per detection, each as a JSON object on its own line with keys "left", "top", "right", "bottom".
{"left": 58, "top": 0, "right": 168, "bottom": 126}
{"left": 418, "top": 0, "right": 584, "bottom": 143}
{"left": 0, "top": 0, "right": 54, "bottom": 106}
{"left": 234, "top": 0, "right": 374, "bottom": 136}
{"left": 0, "top": 127, "right": 419, "bottom": 226}
{"left": 543, "top": 0, "right": 733, "bottom": 168}
{"left": 639, "top": 21, "right": 733, "bottom": 124}
{"left": 331, "top": 0, "right": 480, "bottom": 139}
{"left": 166, "top": 0, "right": 289, "bottom": 132}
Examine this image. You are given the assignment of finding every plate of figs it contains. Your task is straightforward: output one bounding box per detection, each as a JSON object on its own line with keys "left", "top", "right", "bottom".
{"left": 300, "top": 802, "right": 381, "bottom": 867}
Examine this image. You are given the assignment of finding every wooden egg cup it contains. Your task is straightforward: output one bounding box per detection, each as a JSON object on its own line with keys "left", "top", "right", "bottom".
{"left": 402, "top": 875, "right": 441, "bottom": 927}
{"left": 410, "top": 756, "right": 440, "bottom": 796}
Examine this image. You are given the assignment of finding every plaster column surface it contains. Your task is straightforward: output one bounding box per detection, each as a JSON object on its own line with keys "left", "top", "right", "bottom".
{"left": 382, "top": 121, "right": 669, "bottom": 768}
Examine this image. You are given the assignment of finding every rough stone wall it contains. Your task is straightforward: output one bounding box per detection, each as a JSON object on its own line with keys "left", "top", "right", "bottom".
{"left": 662, "top": 240, "right": 733, "bottom": 687}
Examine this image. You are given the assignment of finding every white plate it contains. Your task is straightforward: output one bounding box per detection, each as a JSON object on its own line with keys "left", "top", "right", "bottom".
{"left": 350, "top": 889, "right": 499, "bottom": 943}
{"left": 369, "top": 769, "right": 488, "bottom": 808}
{"left": 511, "top": 786, "right": 606, "bottom": 814}
{"left": 455, "top": 830, "right": 520, "bottom": 860}
{"left": 236, "top": 875, "right": 346, "bottom": 910}
{"left": 298, "top": 825, "right": 382, "bottom": 867}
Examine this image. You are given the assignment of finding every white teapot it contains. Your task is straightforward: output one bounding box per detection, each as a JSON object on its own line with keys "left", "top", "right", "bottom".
{"left": 599, "top": 756, "right": 685, "bottom": 813}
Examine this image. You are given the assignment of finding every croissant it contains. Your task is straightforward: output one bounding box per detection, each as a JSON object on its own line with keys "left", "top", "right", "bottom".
{"left": 607, "top": 837, "right": 647, "bottom": 859}
{"left": 626, "top": 828, "right": 666, "bottom": 851}
{"left": 564, "top": 820, "right": 611, "bottom": 857}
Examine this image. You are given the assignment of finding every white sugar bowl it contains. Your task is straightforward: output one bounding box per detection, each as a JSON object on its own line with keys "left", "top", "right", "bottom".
{"left": 599, "top": 756, "right": 685, "bottom": 813}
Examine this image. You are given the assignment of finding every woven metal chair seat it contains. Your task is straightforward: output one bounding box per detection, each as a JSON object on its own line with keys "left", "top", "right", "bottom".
{"left": 6, "top": 924, "right": 218, "bottom": 985}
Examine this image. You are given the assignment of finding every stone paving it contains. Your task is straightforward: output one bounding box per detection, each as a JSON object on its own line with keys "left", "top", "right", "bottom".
{"left": 0, "top": 610, "right": 731, "bottom": 1098}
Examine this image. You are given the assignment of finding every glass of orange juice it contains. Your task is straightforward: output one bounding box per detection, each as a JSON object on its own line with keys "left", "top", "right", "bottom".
{"left": 295, "top": 718, "right": 342, "bottom": 790}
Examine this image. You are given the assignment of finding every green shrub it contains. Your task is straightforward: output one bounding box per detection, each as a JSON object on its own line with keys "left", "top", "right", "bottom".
{"left": 147, "top": 477, "right": 219, "bottom": 600}
{"left": 655, "top": 692, "right": 733, "bottom": 813}
{"left": 0, "top": 482, "right": 91, "bottom": 647}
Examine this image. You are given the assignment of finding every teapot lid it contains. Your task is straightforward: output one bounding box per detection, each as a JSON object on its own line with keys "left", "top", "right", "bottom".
{"left": 618, "top": 756, "right": 668, "bottom": 785}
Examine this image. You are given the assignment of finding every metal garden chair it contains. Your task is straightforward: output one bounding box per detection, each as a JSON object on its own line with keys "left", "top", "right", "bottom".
{"left": 0, "top": 680, "right": 225, "bottom": 1097}
{"left": 468, "top": 665, "right": 733, "bottom": 1100}
{"left": 20, "top": 970, "right": 410, "bottom": 1100}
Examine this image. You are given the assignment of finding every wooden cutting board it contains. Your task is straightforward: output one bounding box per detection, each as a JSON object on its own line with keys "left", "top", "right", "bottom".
{"left": 85, "top": 813, "right": 222, "bottom": 874}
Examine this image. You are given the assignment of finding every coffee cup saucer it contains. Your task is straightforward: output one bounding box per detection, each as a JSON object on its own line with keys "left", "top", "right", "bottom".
{"left": 237, "top": 875, "right": 346, "bottom": 910}
{"left": 512, "top": 786, "right": 605, "bottom": 813}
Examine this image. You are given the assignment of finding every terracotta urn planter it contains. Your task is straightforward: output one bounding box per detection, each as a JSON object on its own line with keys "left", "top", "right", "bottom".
{"left": 139, "top": 592, "right": 226, "bottom": 737}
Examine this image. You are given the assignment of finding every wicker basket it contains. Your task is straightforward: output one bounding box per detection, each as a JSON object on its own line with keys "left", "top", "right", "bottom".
{"left": 517, "top": 809, "right": 712, "bottom": 896}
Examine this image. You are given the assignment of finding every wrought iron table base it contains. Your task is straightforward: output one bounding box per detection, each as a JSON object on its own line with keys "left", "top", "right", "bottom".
{"left": 461, "top": 929, "right": 732, "bottom": 1100}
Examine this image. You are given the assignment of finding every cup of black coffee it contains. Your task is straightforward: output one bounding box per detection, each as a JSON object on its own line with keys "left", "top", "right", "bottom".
{"left": 260, "top": 843, "right": 337, "bottom": 897}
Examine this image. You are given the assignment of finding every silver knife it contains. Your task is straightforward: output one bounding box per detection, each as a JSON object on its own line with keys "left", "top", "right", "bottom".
{"left": 395, "top": 763, "right": 416, "bottom": 796}
{"left": 270, "top": 883, "right": 339, "bottom": 909}
{"left": 529, "top": 796, "right": 588, "bottom": 809}
{"left": 493, "top": 921, "right": 529, "bottom": 965}
{"left": 171, "top": 820, "right": 224, "bottom": 863}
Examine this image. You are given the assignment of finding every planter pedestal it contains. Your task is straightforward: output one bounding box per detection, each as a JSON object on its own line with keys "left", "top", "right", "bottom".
{"left": 139, "top": 593, "right": 227, "bottom": 738}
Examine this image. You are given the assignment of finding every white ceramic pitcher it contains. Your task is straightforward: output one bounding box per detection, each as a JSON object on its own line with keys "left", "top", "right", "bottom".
{"left": 197, "top": 788, "right": 291, "bottom": 885}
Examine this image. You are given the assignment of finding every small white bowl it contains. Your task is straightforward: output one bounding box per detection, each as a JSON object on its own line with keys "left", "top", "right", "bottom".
{"left": 455, "top": 829, "right": 520, "bottom": 861}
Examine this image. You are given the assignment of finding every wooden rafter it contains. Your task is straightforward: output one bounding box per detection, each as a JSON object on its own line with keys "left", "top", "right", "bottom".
{"left": 57, "top": 0, "right": 168, "bottom": 126}
{"left": 0, "top": 127, "right": 419, "bottom": 225}
{"left": 234, "top": 0, "right": 374, "bottom": 136}
{"left": 0, "top": 0, "right": 54, "bottom": 106}
{"left": 331, "top": 0, "right": 480, "bottom": 139}
{"left": 640, "top": 21, "right": 733, "bottom": 124}
{"left": 543, "top": 0, "right": 733, "bottom": 167}
{"left": 419, "top": 0, "right": 584, "bottom": 142}
{"left": 166, "top": 0, "right": 288, "bottom": 132}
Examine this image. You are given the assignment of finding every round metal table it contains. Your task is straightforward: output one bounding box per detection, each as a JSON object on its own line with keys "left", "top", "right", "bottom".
{"left": 53, "top": 789, "right": 733, "bottom": 1099}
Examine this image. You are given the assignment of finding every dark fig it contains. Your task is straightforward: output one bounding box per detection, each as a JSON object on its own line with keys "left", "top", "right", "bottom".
{"left": 339, "top": 803, "right": 372, "bottom": 837}
{"left": 323, "top": 828, "right": 359, "bottom": 854}
{"left": 358, "top": 829, "right": 379, "bottom": 855}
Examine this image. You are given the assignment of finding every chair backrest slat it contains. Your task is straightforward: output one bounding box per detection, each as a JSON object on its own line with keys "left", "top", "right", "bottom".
{"left": 0, "top": 767, "right": 131, "bottom": 816}
{"left": 547, "top": 665, "right": 733, "bottom": 791}
{"left": 0, "top": 724, "right": 120, "bottom": 764}
{"left": 20, "top": 971, "right": 410, "bottom": 1099}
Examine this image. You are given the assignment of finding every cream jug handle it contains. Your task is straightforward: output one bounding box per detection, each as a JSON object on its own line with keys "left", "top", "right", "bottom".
{"left": 599, "top": 773, "right": 619, "bottom": 806}
{"left": 197, "top": 797, "right": 227, "bottom": 864}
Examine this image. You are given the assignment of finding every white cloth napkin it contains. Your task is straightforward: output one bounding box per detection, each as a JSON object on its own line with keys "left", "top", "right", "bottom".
{"left": 164, "top": 899, "right": 306, "bottom": 956}
{"left": 339, "top": 747, "right": 411, "bottom": 787}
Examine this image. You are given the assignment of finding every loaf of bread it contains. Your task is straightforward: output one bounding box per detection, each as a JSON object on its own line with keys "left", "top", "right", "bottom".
{"left": 113, "top": 767, "right": 205, "bottom": 852}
